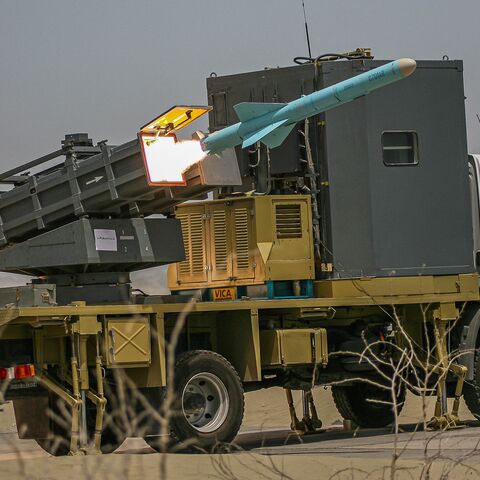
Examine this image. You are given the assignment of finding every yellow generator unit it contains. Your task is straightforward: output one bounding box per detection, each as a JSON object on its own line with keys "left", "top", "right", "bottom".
{"left": 168, "top": 195, "right": 315, "bottom": 299}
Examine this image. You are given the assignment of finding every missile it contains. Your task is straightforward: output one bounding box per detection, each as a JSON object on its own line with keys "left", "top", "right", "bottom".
{"left": 201, "top": 58, "right": 416, "bottom": 154}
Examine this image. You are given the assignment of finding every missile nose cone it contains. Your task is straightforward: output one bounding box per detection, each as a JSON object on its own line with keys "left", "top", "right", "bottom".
{"left": 398, "top": 58, "right": 417, "bottom": 77}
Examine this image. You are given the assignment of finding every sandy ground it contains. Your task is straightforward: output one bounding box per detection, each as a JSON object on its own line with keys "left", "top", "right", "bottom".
{"left": 0, "top": 449, "right": 478, "bottom": 480}
{"left": 0, "top": 388, "right": 478, "bottom": 479}
{"left": 0, "top": 402, "right": 17, "bottom": 434}
{"left": 242, "top": 386, "right": 476, "bottom": 430}
{"left": 3, "top": 387, "right": 474, "bottom": 435}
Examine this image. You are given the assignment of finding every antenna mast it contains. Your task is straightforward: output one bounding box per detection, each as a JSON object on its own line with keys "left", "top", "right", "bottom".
{"left": 302, "top": 0, "right": 312, "bottom": 59}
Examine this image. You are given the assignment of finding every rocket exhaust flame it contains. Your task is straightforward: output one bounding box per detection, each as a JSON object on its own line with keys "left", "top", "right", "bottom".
{"left": 140, "top": 135, "right": 207, "bottom": 186}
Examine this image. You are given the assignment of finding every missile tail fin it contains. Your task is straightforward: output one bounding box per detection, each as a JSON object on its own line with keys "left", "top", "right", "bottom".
{"left": 234, "top": 102, "right": 286, "bottom": 122}
{"left": 242, "top": 119, "right": 294, "bottom": 149}
{"left": 260, "top": 123, "right": 296, "bottom": 148}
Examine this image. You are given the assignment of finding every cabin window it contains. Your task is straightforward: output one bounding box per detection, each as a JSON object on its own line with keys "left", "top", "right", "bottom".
{"left": 382, "top": 131, "right": 418, "bottom": 166}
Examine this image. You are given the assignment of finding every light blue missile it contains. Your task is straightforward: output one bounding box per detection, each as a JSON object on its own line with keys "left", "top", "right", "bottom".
{"left": 201, "top": 58, "right": 416, "bottom": 154}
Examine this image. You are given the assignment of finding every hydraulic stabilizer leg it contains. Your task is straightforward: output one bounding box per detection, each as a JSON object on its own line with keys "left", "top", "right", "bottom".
{"left": 285, "top": 388, "right": 322, "bottom": 434}
{"left": 69, "top": 353, "right": 82, "bottom": 454}
{"left": 306, "top": 390, "right": 322, "bottom": 430}
{"left": 301, "top": 390, "right": 322, "bottom": 433}
{"left": 450, "top": 364, "right": 467, "bottom": 420}
{"left": 427, "top": 317, "right": 453, "bottom": 429}
{"left": 427, "top": 314, "right": 466, "bottom": 430}
{"left": 285, "top": 388, "right": 305, "bottom": 432}
{"left": 87, "top": 336, "right": 107, "bottom": 454}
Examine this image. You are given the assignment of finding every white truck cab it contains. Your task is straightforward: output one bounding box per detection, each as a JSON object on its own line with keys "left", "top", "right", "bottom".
{"left": 469, "top": 154, "right": 480, "bottom": 269}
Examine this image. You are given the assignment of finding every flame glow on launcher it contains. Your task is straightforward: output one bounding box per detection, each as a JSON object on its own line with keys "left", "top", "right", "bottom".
{"left": 141, "top": 136, "right": 206, "bottom": 185}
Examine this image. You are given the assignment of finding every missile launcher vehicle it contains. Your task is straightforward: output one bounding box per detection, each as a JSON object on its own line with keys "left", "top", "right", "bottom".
{"left": 1, "top": 53, "right": 480, "bottom": 455}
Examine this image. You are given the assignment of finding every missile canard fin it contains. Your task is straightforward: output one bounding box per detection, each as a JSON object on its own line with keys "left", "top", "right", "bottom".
{"left": 234, "top": 102, "right": 286, "bottom": 122}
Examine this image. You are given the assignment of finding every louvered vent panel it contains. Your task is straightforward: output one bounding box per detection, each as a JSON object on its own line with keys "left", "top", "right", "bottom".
{"left": 177, "top": 212, "right": 204, "bottom": 276}
{"left": 234, "top": 208, "right": 250, "bottom": 270}
{"left": 189, "top": 214, "right": 205, "bottom": 273}
{"left": 276, "top": 204, "right": 302, "bottom": 238}
{"left": 177, "top": 214, "right": 191, "bottom": 275}
{"left": 213, "top": 210, "right": 228, "bottom": 271}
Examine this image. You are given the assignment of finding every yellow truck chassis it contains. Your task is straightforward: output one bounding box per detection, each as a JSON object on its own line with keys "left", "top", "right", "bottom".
{"left": 1, "top": 273, "right": 478, "bottom": 454}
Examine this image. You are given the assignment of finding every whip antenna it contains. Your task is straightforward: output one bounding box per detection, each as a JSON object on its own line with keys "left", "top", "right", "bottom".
{"left": 301, "top": 0, "right": 312, "bottom": 59}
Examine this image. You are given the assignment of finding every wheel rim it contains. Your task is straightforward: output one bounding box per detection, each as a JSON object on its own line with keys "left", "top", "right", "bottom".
{"left": 181, "top": 372, "right": 229, "bottom": 433}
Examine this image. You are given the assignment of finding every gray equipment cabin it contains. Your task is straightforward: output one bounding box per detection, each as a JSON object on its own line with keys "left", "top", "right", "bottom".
{"left": 206, "top": 59, "right": 472, "bottom": 279}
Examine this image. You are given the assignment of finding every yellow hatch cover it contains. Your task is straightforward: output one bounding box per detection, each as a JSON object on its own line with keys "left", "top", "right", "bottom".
{"left": 140, "top": 105, "right": 212, "bottom": 136}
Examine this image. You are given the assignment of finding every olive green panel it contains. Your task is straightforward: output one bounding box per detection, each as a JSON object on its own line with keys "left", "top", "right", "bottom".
{"left": 261, "top": 330, "right": 281, "bottom": 365}
{"left": 394, "top": 305, "right": 431, "bottom": 364}
{"left": 71, "top": 315, "right": 101, "bottom": 335}
{"left": 124, "top": 312, "right": 167, "bottom": 388}
{"left": 34, "top": 329, "right": 66, "bottom": 365}
{"left": 255, "top": 195, "right": 314, "bottom": 281}
{"left": 104, "top": 315, "right": 151, "bottom": 368}
{"left": 314, "top": 273, "right": 479, "bottom": 299}
{"left": 260, "top": 328, "right": 328, "bottom": 366}
{"left": 0, "top": 324, "right": 31, "bottom": 340}
{"left": 215, "top": 309, "right": 261, "bottom": 381}
{"left": 433, "top": 302, "right": 459, "bottom": 321}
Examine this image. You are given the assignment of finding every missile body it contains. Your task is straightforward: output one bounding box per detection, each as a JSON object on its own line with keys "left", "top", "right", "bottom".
{"left": 201, "top": 58, "right": 416, "bottom": 154}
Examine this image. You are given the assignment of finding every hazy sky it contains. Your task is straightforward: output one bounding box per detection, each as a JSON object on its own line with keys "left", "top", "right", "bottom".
{"left": 1, "top": 0, "right": 480, "bottom": 169}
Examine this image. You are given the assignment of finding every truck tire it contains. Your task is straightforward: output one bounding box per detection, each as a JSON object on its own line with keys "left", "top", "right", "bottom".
{"left": 332, "top": 381, "right": 406, "bottom": 428}
{"left": 463, "top": 347, "right": 480, "bottom": 418}
{"left": 146, "top": 350, "right": 244, "bottom": 452}
{"left": 34, "top": 393, "right": 126, "bottom": 456}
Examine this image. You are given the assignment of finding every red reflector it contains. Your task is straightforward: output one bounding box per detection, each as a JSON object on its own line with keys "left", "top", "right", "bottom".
{"left": 14, "top": 364, "right": 35, "bottom": 379}
{"left": 0, "top": 368, "right": 7, "bottom": 380}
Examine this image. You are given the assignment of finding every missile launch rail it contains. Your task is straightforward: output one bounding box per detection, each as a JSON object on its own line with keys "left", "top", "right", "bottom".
{"left": 1, "top": 57, "right": 480, "bottom": 456}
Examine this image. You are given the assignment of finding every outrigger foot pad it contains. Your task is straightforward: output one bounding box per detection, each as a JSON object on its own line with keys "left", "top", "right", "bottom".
{"left": 284, "top": 388, "right": 323, "bottom": 435}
